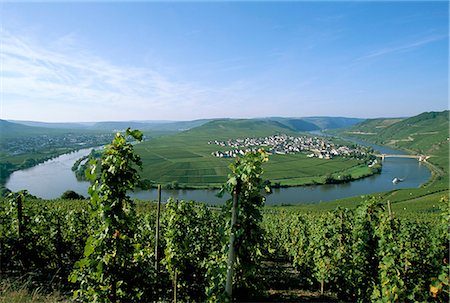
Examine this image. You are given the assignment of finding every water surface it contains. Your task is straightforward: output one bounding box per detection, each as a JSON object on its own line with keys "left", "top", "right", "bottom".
{"left": 6, "top": 140, "right": 431, "bottom": 205}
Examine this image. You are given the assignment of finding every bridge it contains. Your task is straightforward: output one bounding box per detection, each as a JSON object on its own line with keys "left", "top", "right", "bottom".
{"left": 375, "top": 154, "right": 429, "bottom": 162}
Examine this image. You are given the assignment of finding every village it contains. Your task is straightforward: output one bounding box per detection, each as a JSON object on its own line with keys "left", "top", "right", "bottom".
{"left": 3, "top": 133, "right": 113, "bottom": 156}
{"left": 208, "top": 134, "right": 372, "bottom": 160}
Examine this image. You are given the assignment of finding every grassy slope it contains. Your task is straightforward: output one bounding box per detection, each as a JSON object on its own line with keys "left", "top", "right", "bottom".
{"left": 134, "top": 119, "right": 369, "bottom": 188}
{"left": 342, "top": 117, "right": 404, "bottom": 134}
{"left": 301, "top": 116, "right": 364, "bottom": 129}
{"left": 323, "top": 111, "right": 449, "bottom": 210}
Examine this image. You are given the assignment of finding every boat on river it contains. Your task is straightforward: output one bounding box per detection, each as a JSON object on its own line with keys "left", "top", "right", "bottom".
{"left": 392, "top": 177, "right": 404, "bottom": 184}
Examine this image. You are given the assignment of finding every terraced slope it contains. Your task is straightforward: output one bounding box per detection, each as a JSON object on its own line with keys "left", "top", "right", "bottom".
{"left": 134, "top": 119, "right": 369, "bottom": 188}
{"left": 338, "top": 111, "right": 449, "bottom": 203}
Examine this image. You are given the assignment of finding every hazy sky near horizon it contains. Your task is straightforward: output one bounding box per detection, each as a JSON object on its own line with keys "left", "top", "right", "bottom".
{"left": 0, "top": 1, "right": 448, "bottom": 122}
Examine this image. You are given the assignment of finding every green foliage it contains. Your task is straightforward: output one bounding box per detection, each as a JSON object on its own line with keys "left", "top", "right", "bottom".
{"left": 348, "top": 198, "right": 384, "bottom": 301}
{"left": 69, "top": 129, "right": 156, "bottom": 302}
{"left": 0, "top": 192, "right": 447, "bottom": 302}
{"left": 72, "top": 149, "right": 103, "bottom": 181}
{"left": 263, "top": 197, "right": 449, "bottom": 302}
{"left": 310, "top": 208, "right": 353, "bottom": 296}
{"left": 0, "top": 192, "right": 92, "bottom": 288}
{"left": 429, "top": 196, "right": 450, "bottom": 301}
{"left": 60, "top": 190, "right": 85, "bottom": 200}
{"left": 219, "top": 150, "right": 270, "bottom": 300}
{"left": 162, "top": 199, "right": 222, "bottom": 302}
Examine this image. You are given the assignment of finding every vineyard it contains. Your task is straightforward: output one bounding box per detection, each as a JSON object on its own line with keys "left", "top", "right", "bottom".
{"left": 0, "top": 130, "right": 448, "bottom": 302}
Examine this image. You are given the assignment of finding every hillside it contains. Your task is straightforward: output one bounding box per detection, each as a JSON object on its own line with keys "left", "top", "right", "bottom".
{"left": 180, "top": 119, "right": 296, "bottom": 140}
{"left": 340, "top": 110, "right": 449, "bottom": 191}
{"left": 134, "top": 119, "right": 370, "bottom": 188}
{"left": 301, "top": 116, "right": 364, "bottom": 130}
{"left": 344, "top": 118, "right": 404, "bottom": 135}
{"left": 0, "top": 120, "right": 67, "bottom": 140}
{"left": 344, "top": 111, "right": 448, "bottom": 152}
{"left": 372, "top": 111, "right": 448, "bottom": 151}
{"left": 9, "top": 116, "right": 363, "bottom": 134}
{"left": 9, "top": 119, "right": 212, "bottom": 132}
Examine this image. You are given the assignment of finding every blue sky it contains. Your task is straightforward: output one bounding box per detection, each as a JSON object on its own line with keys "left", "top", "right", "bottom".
{"left": 0, "top": 1, "right": 448, "bottom": 122}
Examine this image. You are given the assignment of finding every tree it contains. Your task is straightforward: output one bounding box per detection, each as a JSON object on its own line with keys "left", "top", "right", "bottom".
{"left": 60, "top": 190, "right": 85, "bottom": 200}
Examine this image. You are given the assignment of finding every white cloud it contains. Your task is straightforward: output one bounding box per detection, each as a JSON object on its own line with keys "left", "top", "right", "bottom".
{"left": 0, "top": 28, "right": 232, "bottom": 121}
{"left": 355, "top": 34, "right": 447, "bottom": 62}
{"left": 0, "top": 27, "right": 337, "bottom": 122}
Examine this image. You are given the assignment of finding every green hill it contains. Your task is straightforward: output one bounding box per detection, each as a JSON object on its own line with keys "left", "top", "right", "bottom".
{"left": 91, "top": 119, "right": 211, "bottom": 131}
{"left": 341, "top": 110, "right": 449, "bottom": 191}
{"left": 180, "top": 119, "right": 296, "bottom": 139}
{"left": 134, "top": 119, "right": 369, "bottom": 188}
{"left": 371, "top": 111, "right": 448, "bottom": 152}
{"left": 344, "top": 118, "right": 404, "bottom": 135}
{"left": 301, "top": 116, "right": 364, "bottom": 130}
{"left": 10, "top": 119, "right": 212, "bottom": 132}
{"left": 268, "top": 116, "right": 363, "bottom": 131}
{"left": 345, "top": 111, "right": 448, "bottom": 153}
{"left": 0, "top": 120, "right": 66, "bottom": 140}
{"left": 265, "top": 118, "right": 319, "bottom": 131}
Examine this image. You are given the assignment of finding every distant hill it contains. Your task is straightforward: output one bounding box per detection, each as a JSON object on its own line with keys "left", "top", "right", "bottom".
{"left": 267, "top": 116, "right": 363, "bottom": 131}
{"left": 0, "top": 120, "right": 66, "bottom": 140}
{"left": 267, "top": 118, "right": 319, "bottom": 131}
{"left": 11, "top": 119, "right": 211, "bottom": 132}
{"left": 8, "top": 120, "right": 92, "bottom": 129}
{"left": 340, "top": 111, "right": 449, "bottom": 188}
{"left": 180, "top": 119, "right": 296, "bottom": 140}
{"left": 91, "top": 121, "right": 165, "bottom": 131}
{"left": 344, "top": 118, "right": 405, "bottom": 135}
{"left": 367, "top": 111, "right": 448, "bottom": 152}
{"left": 137, "top": 119, "right": 212, "bottom": 131}
{"left": 344, "top": 111, "right": 448, "bottom": 152}
{"left": 301, "top": 117, "right": 365, "bottom": 130}
{"left": 9, "top": 116, "right": 363, "bottom": 133}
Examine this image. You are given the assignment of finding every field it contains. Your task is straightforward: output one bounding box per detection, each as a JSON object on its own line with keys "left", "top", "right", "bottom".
{"left": 134, "top": 120, "right": 372, "bottom": 188}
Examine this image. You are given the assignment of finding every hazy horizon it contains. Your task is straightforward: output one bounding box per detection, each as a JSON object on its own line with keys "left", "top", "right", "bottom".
{"left": 5, "top": 114, "right": 416, "bottom": 125}
{"left": 1, "top": 1, "right": 448, "bottom": 122}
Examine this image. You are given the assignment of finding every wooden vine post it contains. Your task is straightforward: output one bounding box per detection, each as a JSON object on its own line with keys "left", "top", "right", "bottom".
{"left": 17, "top": 193, "right": 23, "bottom": 241}
{"left": 225, "top": 181, "right": 240, "bottom": 299}
{"left": 155, "top": 184, "right": 161, "bottom": 271}
{"left": 16, "top": 193, "right": 24, "bottom": 270}
{"left": 173, "top": 270, "right": 177, "bottom": 303}
{"left": 387, "top": 200, "right": 393, "bottom": 220}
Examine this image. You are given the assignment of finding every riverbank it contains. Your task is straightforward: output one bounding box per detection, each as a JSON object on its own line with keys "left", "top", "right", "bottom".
{"left": 134, "top": 161, "right": 382, "bottom": 190}
{"left": 5, "top": 137, "right": 431, "bottom": 204}
{"left": 0, "top": 147, "right": 95, "bottom": 196}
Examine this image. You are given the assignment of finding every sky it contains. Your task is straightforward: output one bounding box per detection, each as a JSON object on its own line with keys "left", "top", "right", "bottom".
{"left": 0, "top": 1, "right": 448, "bottom": 122}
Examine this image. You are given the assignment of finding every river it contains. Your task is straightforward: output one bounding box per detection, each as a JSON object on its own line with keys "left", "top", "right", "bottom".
{"left": 5, "top": 139, "right": 431, "bottom": 205}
